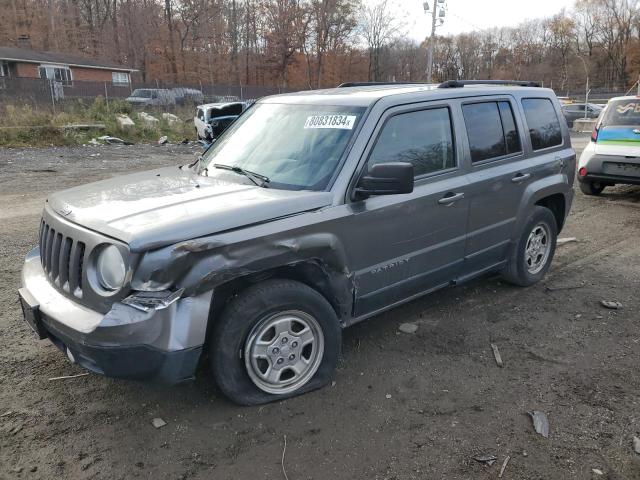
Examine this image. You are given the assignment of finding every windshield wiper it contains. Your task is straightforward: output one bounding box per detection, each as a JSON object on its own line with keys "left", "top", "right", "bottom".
{"left": 212, "top": 163, "right": 269, "bottom": 187}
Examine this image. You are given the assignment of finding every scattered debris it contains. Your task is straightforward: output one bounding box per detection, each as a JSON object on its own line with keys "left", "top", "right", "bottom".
{"left": 472, "top": 454, "right": 497, "bottom": 466}
{"left": 528, "top": 411, "right": 550, "bottom": 438}
{"left": 498, "top": 455, "right": 510, "bottom": 478}
{"left": 151, "top": 417, "right": 167, "bottom": 429}
{"left": 48, "top": 372, "right": 90, "bottom": 381}
{"left": 557, "top": 237, "right": 578, "bottom": 245}
{"left": 10, "top": 425, "right": 23, "bottom": 435}
{"left": 1, "top": 411, "right": 13, "bottom": 417}
{"left": 88, "top": 138, "right": 101, "bottom": 146}
{"left": 281, "top": 434, "right": 289, "bottom": 480}
{"left": 385, "top": 394, "right": 392, "bottom": 399}
{"left": 181, "top": 138, "right": 189, "bottom": 144}
{"left": 331, "top": 381, "right": 336, "bottom": 387}
{"left": 592, "top": 468, "right": 604, "bottom": 475}
{"left": 11, "top": 467, "right": 23, "bottom": 474}
{"left": 158, "top": 135, "right": 168, "bottom": 145}
{"left": 116, "top": 114, "right": 135, "bottom": 131}
{"left": 398, "top": 323, "right": 418, "bottom": 334}
{"left": 97, "top": 135, "right": 129, "bottom": 145}
{"left": 600, "top": 300, "right": 622, "bottom": 310}
{"left": 61, "top": 123, "right": 107, "bottom": 131}
{"left": 545, "top": 283, "right": 586, "bottom": 292}
{"left": 490, "top": 343, "right": 504, "bottom": 367}
{"left": 633, "top": 436, "right": 640, "bottom": 454}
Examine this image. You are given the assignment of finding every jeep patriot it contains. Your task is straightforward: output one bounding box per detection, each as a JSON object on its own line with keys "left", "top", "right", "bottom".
{"left": 19, "top": 80, "right": 576, "bottom": 405}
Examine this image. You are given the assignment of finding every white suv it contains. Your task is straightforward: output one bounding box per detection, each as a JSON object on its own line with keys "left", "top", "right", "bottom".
{"left": 194, "top": 102, "right": 246, "bottom": 141}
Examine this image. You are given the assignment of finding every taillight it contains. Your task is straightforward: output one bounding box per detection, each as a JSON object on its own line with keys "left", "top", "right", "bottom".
{"left": 591, "top": 126, "right": 599, "bottom": 142}
{"left": 578, "top": 167, "right": 587, "bottom": 177}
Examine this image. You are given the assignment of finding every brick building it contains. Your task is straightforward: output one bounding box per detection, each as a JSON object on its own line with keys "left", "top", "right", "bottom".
{"left": 0, "top": 46, "right": 137, "bottom": 86}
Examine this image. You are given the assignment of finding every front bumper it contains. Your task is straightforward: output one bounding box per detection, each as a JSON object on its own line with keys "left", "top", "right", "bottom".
{"left": 20, "top": 247, "right": 212, "bottom": 384}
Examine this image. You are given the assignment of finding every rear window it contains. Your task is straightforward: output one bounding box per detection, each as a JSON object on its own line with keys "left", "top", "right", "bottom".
{"left": 522, "top": 98, "right": 562, "bottom": 150}
{"left": 601, "top": 99, "right": 640, "bottom": 126}
{"left": 463, "top": 101, "right": 522, "bottom": 162}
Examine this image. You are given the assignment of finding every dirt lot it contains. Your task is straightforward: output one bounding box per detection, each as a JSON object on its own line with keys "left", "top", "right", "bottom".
{"left": 1, "top": 138, "right": 640, "bottom": 480}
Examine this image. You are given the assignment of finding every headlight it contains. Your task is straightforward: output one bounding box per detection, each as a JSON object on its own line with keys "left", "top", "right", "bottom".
{"left": 96, "top": 245, "right": 126, "bottom": 290}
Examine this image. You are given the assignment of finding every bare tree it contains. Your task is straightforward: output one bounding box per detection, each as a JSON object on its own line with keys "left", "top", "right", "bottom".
{"left": 359, "top": 0, "right": 403, "bottom": 81}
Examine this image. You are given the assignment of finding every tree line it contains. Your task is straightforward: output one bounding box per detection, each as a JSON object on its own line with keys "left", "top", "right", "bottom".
{"left": 2, "top": 0, "right": 640, "bottom": 92}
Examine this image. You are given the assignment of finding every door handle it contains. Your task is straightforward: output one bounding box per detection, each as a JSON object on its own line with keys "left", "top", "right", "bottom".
{"left": 511, "top": 173, "right": 531, "bottom": 184}
{"left": 438, "top": 192, "right": 465, "bottom": 206}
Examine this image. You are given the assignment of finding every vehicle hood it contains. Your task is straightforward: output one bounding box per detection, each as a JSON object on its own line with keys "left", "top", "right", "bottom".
{"left": 47, "top": 166, "right": 333, "bottom": 252}
{"left": 595, "top": 126, "right": 640, "bottom": 157}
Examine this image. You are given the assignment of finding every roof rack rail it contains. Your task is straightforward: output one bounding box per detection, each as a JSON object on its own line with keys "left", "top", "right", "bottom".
{"left": 438, "top": 80, "right": 541, "bottom": 89}
{"left": 337, "top": 82, "right": 427, "bottom": 88}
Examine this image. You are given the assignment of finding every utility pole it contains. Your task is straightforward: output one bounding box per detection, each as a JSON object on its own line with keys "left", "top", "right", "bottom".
{"left": 424, "top": 1, "right": 446, "bottom": 83}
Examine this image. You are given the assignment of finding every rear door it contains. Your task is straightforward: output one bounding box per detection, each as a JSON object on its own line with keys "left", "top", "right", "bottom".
{"left": 460, "top": 97, "right": 532, "bottom": 275}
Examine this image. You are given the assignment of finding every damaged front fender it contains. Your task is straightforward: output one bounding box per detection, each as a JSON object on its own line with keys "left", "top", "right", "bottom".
{"left": 131, "top": 230, "right": 355, "bottom": 321}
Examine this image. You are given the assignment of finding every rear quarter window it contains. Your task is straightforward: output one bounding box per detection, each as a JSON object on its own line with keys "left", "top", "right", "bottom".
{"left": 522, "top": 98, "right": 563, "bottom": 150}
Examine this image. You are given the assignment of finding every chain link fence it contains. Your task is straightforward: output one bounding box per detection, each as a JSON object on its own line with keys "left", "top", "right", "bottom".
{"left": 0, "top": 77, "right": 296, "bottom": 115}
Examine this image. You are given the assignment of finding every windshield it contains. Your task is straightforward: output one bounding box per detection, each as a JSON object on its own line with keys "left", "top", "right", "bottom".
{"left": 602, "top": 99, "right": 640, "bottom": 126}
{"left": 202, "top": 103, "right": 365, "bottom": 190}
{"left": 131, "top": 89, "right": 152, "bottom": 98}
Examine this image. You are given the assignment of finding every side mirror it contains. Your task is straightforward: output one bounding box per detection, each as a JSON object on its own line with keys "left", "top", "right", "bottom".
{"left": 355, "top": 162, "right": 414, "bottom": 197}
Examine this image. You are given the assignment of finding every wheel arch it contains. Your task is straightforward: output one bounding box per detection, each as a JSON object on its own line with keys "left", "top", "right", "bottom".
{"left": 535, "top": 193, "right": 566, "bottom": 232}
{"left": 204, "top": 260, "right": 352, "bottom": 353}
{"left": 516, "top": 175, "right": 572, "bottom": 238}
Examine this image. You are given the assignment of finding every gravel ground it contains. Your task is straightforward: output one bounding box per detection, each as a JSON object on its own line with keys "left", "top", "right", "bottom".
{"left": 1, "top": 138, "right": 640, "bottom": 479}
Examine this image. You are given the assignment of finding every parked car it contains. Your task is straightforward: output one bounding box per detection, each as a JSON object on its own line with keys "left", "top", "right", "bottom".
{"left": 19, "top": 80, "right": 575, "bottom": 405}
{"left": 125, "top": 88, "right": 174, "bottom": 107}
{"left": 194, "top": 102, "right": 247, "bottom": 141}
{"left": 126, "top": 88, "right": 204, "bottom": 107}
{"left": 172, "top": 88, "right": 205, "bottom": 106}
{"left": 561, "top": 102, "right": 603, "bottom": 127}
{"left": 578, "top": 96, "right": 640, "bottom": 195}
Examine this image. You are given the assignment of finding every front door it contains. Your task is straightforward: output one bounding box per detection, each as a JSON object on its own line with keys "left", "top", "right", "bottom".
{"left": 348, "top": 104, "right": 470, "bottom": 317}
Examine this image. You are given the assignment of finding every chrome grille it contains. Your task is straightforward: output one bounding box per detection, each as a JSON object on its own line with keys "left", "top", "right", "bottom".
{"left": 39, "top": 219, "right": 85, "bottom": 298}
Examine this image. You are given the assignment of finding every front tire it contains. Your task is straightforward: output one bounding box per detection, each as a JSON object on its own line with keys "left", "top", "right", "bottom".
{"left": 210, "top": 279, "right": 341, "bottom": 405}
{"left": 579, "top": 180, "right": 605, "bottom": 196}
{"left": 502, "top": 206, "right": 558, "bottom": 287}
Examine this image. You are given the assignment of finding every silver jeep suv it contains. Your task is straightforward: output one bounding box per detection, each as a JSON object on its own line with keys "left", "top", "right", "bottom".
{"left": 19, "top": 80, "right": 576, "bottom": 405}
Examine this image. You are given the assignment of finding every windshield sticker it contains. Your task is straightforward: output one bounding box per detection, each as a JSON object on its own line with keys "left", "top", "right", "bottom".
{"left": 304, "top": 114, "right": 357, "bottom": 130}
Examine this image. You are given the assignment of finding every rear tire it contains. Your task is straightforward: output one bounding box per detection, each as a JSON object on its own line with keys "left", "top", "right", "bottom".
{"left": 579, "top": 181, "right": 605, "bottom": 196}
{"left": 210, "top": 279, "right": 341, "bottom": 406}
{"left": 502, "top": 206, "right": 558, "bottom": 287}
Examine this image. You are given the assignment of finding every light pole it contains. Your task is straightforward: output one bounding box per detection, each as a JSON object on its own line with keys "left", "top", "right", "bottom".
{"left": 424, "top": 1, "right": 445, "bottom": 83}
{"left": 577, "top": 55, "right": 589, "bottom": 119}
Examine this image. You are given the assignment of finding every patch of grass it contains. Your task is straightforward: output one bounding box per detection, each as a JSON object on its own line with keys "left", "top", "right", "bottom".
{"left": 0, "top": 97, "right": 195, "bottom": 147}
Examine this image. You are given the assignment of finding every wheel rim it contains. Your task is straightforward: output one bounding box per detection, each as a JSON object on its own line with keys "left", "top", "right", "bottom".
{"left": 524, "top": 222, "right": 551, "bottom": 275}
{"left": 244, "top": 310, "right": 324, "bottom": 395}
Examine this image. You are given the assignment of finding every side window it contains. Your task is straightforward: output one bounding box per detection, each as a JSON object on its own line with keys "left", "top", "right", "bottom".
{"left": 499, "top": 101, "right": 522, "bottom": 154}
{"left": 462, "top": 101, "right": 522, "bottom": 162}
{"left": 522, "top": 98, "right": 563, "bottom": 150}
{"left": 368, "top": 107, "right": 455, "bottom": 177}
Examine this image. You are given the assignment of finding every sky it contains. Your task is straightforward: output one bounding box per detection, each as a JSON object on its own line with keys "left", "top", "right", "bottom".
{"left": 375, "top": 0, "right": 576, "bottom": 41}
